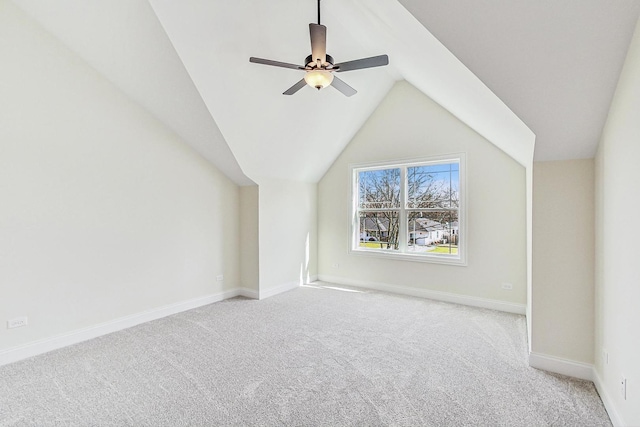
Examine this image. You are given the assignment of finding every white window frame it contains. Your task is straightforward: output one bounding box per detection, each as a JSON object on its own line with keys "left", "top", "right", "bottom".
{"left": 349, "top": 153, "right": 467, "bottom": 266}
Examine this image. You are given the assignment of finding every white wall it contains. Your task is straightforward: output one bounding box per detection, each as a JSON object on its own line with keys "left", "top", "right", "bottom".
{"left": 0, "top": 2, "right": 240, "bottom": 352}
{"left": 239, "top": 186, "right": 259, "bottom": 296}
{"left": 532, "top": 160, "right": 594, "bottom": 364}
{"left": 594, "top": 16, "right": 640, "bottom": 427}
{"left": 318, "top": 81, "right": 526, "bottom": 309}
{"left": 258, "top": 179, "right": 317, "bottom": 298}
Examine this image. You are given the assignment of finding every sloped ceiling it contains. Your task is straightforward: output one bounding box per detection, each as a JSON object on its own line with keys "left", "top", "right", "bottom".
{"left": 10, "top": 0, "right": 640, "bottom": 180}
{"left": 11, "top": 0, "right": 400, "bottom": 184}
{"left": 399, "top": 0, "right": 640, "bottom": 161}
{"left": 11, "top": 0, "right": 254, "bottom": 186}
{"left": 147, "top": 0, "right": 398, "bottom": 183}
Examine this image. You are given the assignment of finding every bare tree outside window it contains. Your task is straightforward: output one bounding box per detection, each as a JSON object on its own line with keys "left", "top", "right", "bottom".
{"left": 358, "top": 168, "right": 400, "bottom": 249}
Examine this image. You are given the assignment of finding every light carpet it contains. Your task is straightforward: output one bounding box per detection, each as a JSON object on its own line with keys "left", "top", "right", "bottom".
{"left": 0, "top": 282, "right": 611, "bottom": 426}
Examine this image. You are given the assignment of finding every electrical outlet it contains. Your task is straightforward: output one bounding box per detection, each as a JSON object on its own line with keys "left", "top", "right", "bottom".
{"left": 621, "top": 376, "right": 627, "bottom": 400}
{"left": 501, "top": 283, "right": 513, "bottom": 290}
{"left": 7, "top": 316, "right": 28, "bottom": 329}
{"left": 216, "top": 275, "right": 224, "bottom": 282}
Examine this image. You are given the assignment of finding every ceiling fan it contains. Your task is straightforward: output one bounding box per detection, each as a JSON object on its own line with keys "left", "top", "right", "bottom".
{"left": 249, "top": 0, "right": 389, "bottom": 97}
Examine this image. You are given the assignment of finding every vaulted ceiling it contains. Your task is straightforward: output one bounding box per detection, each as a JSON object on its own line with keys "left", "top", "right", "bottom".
{"left": 399, "top": 0, "right": 640, "bottom": 161}
{"left": 11, "top": 0, "right": 640, "bottom": 184}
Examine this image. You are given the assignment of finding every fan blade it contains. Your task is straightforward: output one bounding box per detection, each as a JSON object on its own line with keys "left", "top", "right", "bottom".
{"left": 283, "top": 79, "right": 307, "bottom": 95}
{"left": 331, "top": 75, "right": 357, "bottom": 97}
{"left": 335, "top": 55, "right": 389, "bottom": 72}
{"left": 309, "top": 23, "right": 327, "bottom": 65}
{"left": 250, "top": 57, "right": 303, "bottom": 70}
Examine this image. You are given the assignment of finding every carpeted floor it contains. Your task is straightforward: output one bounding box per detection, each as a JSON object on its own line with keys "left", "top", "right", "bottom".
{"left": 0, "top": 282, "right": 611, "bottom": 426}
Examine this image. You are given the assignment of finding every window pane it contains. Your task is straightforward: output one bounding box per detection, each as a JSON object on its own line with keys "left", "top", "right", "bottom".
{"left": 407, "top": 211, "right": 459, "bottom": 254}
{"left": 407, "top": 163, "right": 459, "bottom": 209}
{"left": 358, "top": 211, "right": 399, "bottom": 250}
{"left": 358, "top": 168, "right": 401, "bottom": 209}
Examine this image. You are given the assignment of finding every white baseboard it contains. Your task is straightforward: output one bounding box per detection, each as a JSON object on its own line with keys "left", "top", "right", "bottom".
{"left": 258, "top": 280, "right": 300, "bottom": 300}
{"left": 0, "top": 288, "right": 242, "bottom": 367}
{"left": 255, "top": 275, "right": 318, "bottom": 300}
{"left": 528, "top": 354, "right": 624, "bottom": 425}
{"left": 0, "top": 278, "right": 317, "bottom": 367}
{"left": 528, "top": 351, "right": 594, "bottom": 381}
{"left": 317, "top": 275, "right": 526, "bottom": 315}
{"left": 593, "top": 369, "right": 624, "bottom": 427}
{"left": 237, "top": 287, "right": 259, "bottom": 299}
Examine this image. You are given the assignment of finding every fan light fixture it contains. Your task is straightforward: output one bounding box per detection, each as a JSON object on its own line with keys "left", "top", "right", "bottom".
{"left": 304, "top": 69, "right": 334, "bottom": 89}
{"left": 248, "top": 0, "right": 389, "bottom": 96}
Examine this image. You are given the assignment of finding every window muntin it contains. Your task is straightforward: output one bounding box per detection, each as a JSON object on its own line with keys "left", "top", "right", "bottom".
{"left": 352, "top": 156, "right": 464, "bottom": 264}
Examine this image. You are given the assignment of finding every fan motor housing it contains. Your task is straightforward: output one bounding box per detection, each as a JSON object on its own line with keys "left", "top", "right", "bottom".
{"left": 305, "top": 54, "right": 334, "bottom": 69}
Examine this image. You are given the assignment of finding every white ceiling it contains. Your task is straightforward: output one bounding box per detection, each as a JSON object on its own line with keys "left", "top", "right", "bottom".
{"left": 11, "top": 0, "right": 633, "bottom": 184}
{"left": 399, "top": 0, "right": 640, "bottom": 161}
{"left": 11, "top": 0, "right": 254, "bottom": 185}
{"left": 147, "top": 0, "right": 398, "bottom": 183}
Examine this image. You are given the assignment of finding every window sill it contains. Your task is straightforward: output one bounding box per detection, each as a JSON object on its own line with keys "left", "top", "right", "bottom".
{"left": 349, "top": 248, "right": 467, "bottom": 266}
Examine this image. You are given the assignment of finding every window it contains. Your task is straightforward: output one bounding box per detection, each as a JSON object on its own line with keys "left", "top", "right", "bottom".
{"left": 351, "top": 155, "right": 465, "bottom": 265}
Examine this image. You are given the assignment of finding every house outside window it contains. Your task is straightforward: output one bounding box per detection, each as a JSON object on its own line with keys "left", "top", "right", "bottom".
{"left": 350, "top": 154, "right": 466, "bottom": 265}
